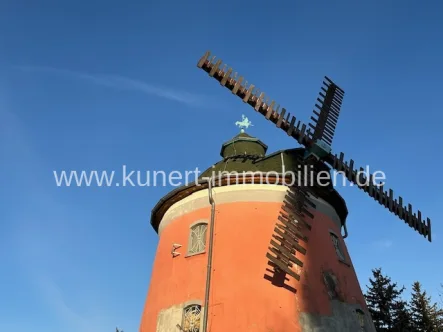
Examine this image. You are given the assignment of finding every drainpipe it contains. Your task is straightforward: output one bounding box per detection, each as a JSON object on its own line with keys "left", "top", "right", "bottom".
{"left": 342, "top": 222, "right": 348, "bottom": 239}
{"left": 202, "top": 178, "right": 216, "bottom": 332}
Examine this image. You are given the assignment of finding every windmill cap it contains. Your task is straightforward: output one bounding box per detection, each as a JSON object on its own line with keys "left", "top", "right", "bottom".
{"left": 220, "top": 132, "right": 268, "bottom": 158}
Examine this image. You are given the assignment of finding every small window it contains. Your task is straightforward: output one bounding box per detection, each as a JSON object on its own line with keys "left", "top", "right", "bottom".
{"left": 330, "top": 232, "right": 345, "bottom": 261}
{"left": 355, "top": 309, "right": 365, "bottom": 330}
{"left": 182, "top": 304, "right": 202, "bottom": 332}
{"left": 187, "top": 222, "right": 208, "bottom": 256}
{"left": 323, "top": 272, "right": 338, "bottom": 299}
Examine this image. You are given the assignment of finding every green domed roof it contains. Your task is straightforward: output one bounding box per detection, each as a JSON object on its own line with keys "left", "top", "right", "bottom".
{"left": 149, "top": 131, "right": 349, "bottom": 233}
{"left": 220, "top": 132, "right": 268, "bottom": 158}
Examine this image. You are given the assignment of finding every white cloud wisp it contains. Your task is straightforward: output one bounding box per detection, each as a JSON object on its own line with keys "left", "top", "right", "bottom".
{"left": 14, "top": 65, "right": 209, "bottom": 107}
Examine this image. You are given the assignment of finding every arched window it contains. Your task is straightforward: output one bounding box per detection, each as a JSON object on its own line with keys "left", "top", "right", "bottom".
{"left": 330, "top": 232, "right": 345, "bottom": 262}
{"left": 182, "top": 303, "right": 202, "bottom": 332}
{"left": 355, "top": 309, "right": 365, "bottom": 330}
{"left": 187, "top": 221, "right": 208, "bottom": 256}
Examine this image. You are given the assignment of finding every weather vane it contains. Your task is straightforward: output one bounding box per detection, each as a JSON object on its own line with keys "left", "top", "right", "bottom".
{"left": 235, "top": 114, "right": 253, "bottom": 133}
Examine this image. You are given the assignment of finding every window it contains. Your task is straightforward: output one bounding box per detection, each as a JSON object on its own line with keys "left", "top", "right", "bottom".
{"left": 182, "top": 304, "right": 202, "bottom": 332}
{"left": 187, "top": 222, "right": 208, "bottom": 256}
{"left": 355, "top": 309, "right": 365, "bottom": 330}
{"left": 323, "top": 272, "right": 338, "bottom": 299}
{"left": 330, "top": 232, "right": 345, "bottom": 261}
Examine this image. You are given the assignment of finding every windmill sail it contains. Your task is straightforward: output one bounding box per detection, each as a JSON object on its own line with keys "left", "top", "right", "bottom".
{"left": 324, "top": 152, "right": 432, "bottom": 241}
{"left": 197, "top": 51, "right": 314, "bottom": 148}
{"left": 196, "top": 50, "right": 432, "bottom": 243}
{"left": 308, "top": 77, "right": 344, "bottom": 147}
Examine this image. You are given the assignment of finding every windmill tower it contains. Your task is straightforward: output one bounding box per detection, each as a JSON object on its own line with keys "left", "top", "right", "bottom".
{"left": 139, "top": 51, "right": 432, "bottom": 332}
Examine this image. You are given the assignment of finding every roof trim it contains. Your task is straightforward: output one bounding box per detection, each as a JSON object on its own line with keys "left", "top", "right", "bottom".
{"left": 220, "top": 136, "right": 268, "bottom": 157}
{"left": 150, "top": 174, "right": 348, "bottom": 233}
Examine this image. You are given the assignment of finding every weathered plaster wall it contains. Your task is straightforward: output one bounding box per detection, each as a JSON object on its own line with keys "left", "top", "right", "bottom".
{"left": 299, "top": 300, "right": 374, "bottom": 331}
{"left": 140, "top": 185, "right": 375, "bottom": 332}
{"left": 155, "top": 304, "right": 182, "bottom": 331}
{"left": 155, "top": 301, "right": 205, "bottom": 332}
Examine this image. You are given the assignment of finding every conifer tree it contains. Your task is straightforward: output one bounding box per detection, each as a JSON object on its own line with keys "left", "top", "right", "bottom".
{"left": 439, "top": 283, "right": 443, "bottom": 308}
{"left": 391, "top": 299, "right": 414, "bottom": 332}
{"left": 409, "top": 281, "right": 443, "bottom": 331}
{"left": 364, "top": 268, "right": 406, "bottom": 331}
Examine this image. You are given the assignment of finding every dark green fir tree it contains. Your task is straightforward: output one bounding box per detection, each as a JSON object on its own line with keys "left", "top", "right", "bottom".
{"left": 364, "top": 268, "right": 407, "bottom": 331}
{"left": 391, "top": 299, "right": 414, "bottom": 332}
{"left": 409, "top": 281, "right": 443, "bottom": 332}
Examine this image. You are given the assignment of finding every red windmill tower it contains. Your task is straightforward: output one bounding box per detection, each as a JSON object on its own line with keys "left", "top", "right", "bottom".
{"left": 139, "top": 51, "right": 432, "bottom": 332}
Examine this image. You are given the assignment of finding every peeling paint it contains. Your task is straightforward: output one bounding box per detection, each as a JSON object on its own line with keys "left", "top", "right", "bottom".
{"left": 299, "top": 301, "right": 376, "bottom": 331}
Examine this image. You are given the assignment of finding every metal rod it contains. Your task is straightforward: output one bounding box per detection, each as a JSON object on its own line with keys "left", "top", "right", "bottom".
{"left": 342, "top": 222, "right": 348, "bottom": 239}
{"left": 202, "top": 177, "right": 216, "bottom": 332}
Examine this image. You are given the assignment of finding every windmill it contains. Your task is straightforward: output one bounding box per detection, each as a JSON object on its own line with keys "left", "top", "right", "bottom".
{"left": 196, "top": 50, "right": 432, "bottom": 282}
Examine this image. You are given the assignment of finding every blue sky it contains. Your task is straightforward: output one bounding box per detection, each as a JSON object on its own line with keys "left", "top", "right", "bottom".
{"left": 1, "top": 1, "right": 442, "bottom": 331}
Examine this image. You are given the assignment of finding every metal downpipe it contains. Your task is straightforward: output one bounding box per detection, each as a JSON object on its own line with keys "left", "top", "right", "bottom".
{"left": 202, "top": 178, "right": 215, "bottom": 332}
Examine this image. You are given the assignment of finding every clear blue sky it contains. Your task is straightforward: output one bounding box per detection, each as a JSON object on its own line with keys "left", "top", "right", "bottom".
{"left": 1, "top": 1, "right": 442, "bottom": 331}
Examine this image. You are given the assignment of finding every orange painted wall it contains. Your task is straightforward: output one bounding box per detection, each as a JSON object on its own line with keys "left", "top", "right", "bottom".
{"left": 140, "top": 200, "right": 367, "bottom": 331}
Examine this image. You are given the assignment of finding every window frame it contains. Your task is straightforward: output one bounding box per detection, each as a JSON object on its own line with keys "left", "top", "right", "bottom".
{"left": 186, "top": 220, "right": 208, "bottom": 257}
{"left": 329, "top": 230, "right": 346, "bottom": 263}
{"left": 355, "top": 308, "right": 365, "bottom": 330}
{"left": 181, "top": 300, "right": 203, "bottom": 332}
